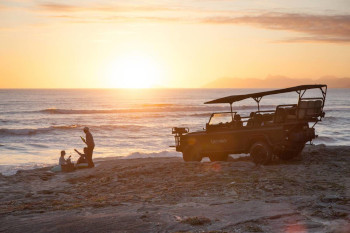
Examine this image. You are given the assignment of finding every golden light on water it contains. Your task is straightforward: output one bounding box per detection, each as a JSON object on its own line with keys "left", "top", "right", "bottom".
{"left": 106, "top": 53, "right": 163, "bottom": 88}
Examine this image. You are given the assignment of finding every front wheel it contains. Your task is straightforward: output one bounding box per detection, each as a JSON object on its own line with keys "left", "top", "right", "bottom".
{"left": 182, "top": 146, "right": 202, "bottom": 162}
{"left": 250, "top": 141, "right": 272, "bottom": 165}
{"left": 209, "top": 153, "right": 228, "bottom": 162}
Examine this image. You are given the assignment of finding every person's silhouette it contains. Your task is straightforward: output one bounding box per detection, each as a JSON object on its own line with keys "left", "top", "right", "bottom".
{"left": 81, "top": 127, "right": 95, "bottom": 168}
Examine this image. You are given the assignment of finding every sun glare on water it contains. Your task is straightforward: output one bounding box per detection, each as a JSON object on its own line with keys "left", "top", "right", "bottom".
{"left": 106, "top": 53, "right": 162, "bottom": 88}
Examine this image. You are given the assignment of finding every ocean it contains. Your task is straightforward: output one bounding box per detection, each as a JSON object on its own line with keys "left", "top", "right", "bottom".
{"left": 0, "top": 88, "right": 349, "bottom": 175}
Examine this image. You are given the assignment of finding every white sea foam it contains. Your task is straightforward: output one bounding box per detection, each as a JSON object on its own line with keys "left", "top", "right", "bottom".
{"left": 123, "top": 150, "right": 181, "bottom": 159}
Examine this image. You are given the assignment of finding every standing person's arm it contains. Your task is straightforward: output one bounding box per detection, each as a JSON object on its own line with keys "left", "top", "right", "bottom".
{"left": 80, "top": 136, "right": 87, "bottom": 146}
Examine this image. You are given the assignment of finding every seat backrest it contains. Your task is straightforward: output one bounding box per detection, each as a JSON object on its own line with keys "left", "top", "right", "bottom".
{"left": 274, "top": 108, "right": 286, "bottom": 123}
{"left": 298, "top": 100, "right": 323, "bottom": 119}
{"left": 306, "top": 101, "right": 315, "bottom": 116}
{"left": 298, "top": 101, "right": 308, "bottom": 119}
{"left": 314, "top": 100, "right": 323, "bottom": 114}
{"left": 254, "top": 114, "right": 263, "bottom": 126}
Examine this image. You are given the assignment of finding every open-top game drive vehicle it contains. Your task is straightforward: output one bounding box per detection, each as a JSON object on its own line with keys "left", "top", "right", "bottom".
{"left": 172, "top": 85, "right": 327, "bottom": 164}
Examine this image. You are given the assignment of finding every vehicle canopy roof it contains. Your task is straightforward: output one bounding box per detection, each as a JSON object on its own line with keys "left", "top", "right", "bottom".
{"left": 205, "top": 84, "right": 327, "bottom": 104}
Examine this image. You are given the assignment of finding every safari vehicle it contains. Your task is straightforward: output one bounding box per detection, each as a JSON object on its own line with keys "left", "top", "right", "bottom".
{"left": 172, "top": 85, "right": 327, "bottom": 164}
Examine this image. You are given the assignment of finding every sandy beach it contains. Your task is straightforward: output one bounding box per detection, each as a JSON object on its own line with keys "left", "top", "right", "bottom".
{"left": 1, "top": 145, "right": 349, "bottom": 233}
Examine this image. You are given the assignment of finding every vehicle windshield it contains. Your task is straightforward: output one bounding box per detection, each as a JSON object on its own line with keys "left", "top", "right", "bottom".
{"left": 208, "top": 112, "right": 233, "bottom": 125}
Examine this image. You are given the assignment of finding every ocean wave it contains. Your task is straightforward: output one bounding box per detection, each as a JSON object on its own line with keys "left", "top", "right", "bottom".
{"left": 123, "top": 150, "right": 181, "bottom": 159}
{"left": 28, "top": 143, "right": 50, "bottom": 148}
{"left": 94, "top": 124, "right": 146, "bottom": 132}
{"left": 315, "top": 136, "right": 337, "bottom": 143}
{"left": 323, "top": 116, "right": 349, "bottom": 122}
{"left": 0, "top": 119, "right": 19, "bottom": 124}
{"left": 0, "top": 163, "right": 51, "bottom": 176}
{"left": 190, "top": 113, "right": 212, "bottom": 117}
{"left": 29, "top": 105, "right": 276, "bottom": 115}
{"left": 39, "top": 108, "right": 121, "bottom": 114}
{"left": 0, "top": 127, "right": 53, "bottom": 136}
{"left": 0, "top": 124, "right": 146, "bottom": 136}
{"left": 327, "top": 108, "right": 350, "bottom": 113}
{"left": 38, "top": 107, "right": 226, "bottom": 114}
{"left": 140, "top": 104, "right": 175, "bottom": 108}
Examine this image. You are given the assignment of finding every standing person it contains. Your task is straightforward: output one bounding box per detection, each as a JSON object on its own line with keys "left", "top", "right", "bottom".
{"left": 81, "top": 127, "right": 95, "bottom": 168}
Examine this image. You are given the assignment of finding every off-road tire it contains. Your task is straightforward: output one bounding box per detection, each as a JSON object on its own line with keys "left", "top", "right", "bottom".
{"left": 279, "top": 144, "right": 305, "bottom": 160}
{"left": 250, "top": 141, "right": 273, "bottom": 165}
{"left": 183, "top": 146, "right": 202, "bottom": 162}
{"left": 209, "top": 153, "right": 228, "bottom": 162}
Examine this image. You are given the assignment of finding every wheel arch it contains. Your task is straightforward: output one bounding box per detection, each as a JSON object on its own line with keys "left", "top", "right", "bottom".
{"left": 246, "top": 134, "right": 273, "bottom": 152}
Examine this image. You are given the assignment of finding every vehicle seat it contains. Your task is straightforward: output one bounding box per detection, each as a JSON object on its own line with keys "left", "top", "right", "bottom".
{"left": 298, "top": 100, "right": 323, "bottom": 119}
{"left": 254, "top": 114, "right": 263, "bottom": 127}
{"left": 298, "top": 101, "right": 308, "bottom": 119}
{"left": 262, "top": 113, "right": 273, "bottom": 125}
{"left": 274, "top": 108, "right": 286, "bottom": 123}
{"left": 286, "top": 106, "right": 297, "bottom": 120}
{"left": 247, "top": 112, "right": 255, "bottom": 127}
{"left": 308, "top": 100, "right": 322, "bottom": 116}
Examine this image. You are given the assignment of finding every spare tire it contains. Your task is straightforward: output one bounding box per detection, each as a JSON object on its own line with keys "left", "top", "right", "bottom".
{"left": 250, "top": 141, "right": 272, "bottom": 165}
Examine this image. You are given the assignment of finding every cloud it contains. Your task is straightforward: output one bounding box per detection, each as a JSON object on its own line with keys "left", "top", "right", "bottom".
{"left": 48, "top": 15, "right": 181, "bottom": 24}
{"left": 39, "top": 3, "right": 178, "bottom": 13}
{"left": 202, "top": 13, "right": 350, "bottom": 43}
{"left": 277, "top": 36, "right": 350, "bottom": 43}
{"left": 36, "top": 3, "right": 350, "bottom": 43}
{"left": 40, "top": 3, "right": 77, "bottom": 12}
{"left": 0, "top": 4, "right": 9, "bottom": 11}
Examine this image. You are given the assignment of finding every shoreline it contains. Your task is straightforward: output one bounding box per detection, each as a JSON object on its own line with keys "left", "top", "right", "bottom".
{"left": 1, "top": 144, "right": 349, "bottom": 232}
{"left": 1, "top": 144, "right": 347, "bottom": 177}
{"left": 0, "top": 150, "right": 182, "bottom": 176}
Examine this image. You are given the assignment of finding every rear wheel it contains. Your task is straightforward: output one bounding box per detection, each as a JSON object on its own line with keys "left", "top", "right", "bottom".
{"left": 250, "top": 141, "right": 272, "bottom": 165}
{"left": 209, "top": 153, "right": 228, "bottom": 162}
{"left": 183, "top": 146, "right": 202, "bottom": 162}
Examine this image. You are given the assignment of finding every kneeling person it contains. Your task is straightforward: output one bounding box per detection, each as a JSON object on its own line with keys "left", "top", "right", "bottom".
{"left": 74, "top": 148, "right": 89, "bottom": 169}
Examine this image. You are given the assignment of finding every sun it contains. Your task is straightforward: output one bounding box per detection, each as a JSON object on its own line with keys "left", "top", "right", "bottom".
{"left": 106, "top": 53, "right": 162, "bottom": 88}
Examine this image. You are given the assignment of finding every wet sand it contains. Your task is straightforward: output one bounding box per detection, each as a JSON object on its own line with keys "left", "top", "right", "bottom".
{"left": 1, "top": 145, "right": 349, "bottom": 232}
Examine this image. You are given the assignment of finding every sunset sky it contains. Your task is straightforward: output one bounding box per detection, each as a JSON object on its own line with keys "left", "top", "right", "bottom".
{"left": 1, "top": 0, "right": 349, "bottom": 88}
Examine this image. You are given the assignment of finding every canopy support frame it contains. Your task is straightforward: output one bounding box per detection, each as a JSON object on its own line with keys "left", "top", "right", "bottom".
{"left": 252, "top": 97, "right": 263, "bottom": 111}
{"left": 230, "top": 103, "right": 234, "bottom": 121}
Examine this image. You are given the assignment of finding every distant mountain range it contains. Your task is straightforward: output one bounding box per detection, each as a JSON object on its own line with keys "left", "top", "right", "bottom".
{"left": 202, "top": 76, "right": 350, "bottom": 88}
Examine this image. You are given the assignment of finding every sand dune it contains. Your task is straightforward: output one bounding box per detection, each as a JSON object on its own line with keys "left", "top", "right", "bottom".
{"left": 0, "top": 145, "right": 349, "bottom": 232}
